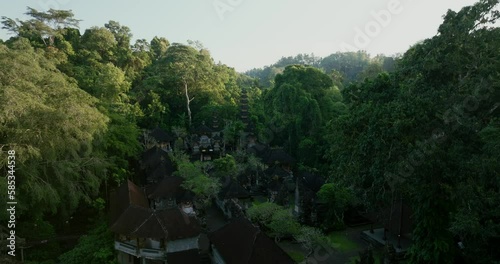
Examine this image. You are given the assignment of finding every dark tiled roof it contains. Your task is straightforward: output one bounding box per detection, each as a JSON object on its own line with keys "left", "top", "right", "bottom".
{"left": 110, "top": 181, "right": 200, "bottom": 240}
{"left": 263, "top": 165, "right": 291, "bottom": 179}
{"left": 142, "top": 147, "right": 171, "bottom": 168}
{"left": 300, "top": 171, "right": 325, "bottom": 193}
{"left": 198, "top": 233, "right": 210, "bottom": 252}
{"left": 247, "top": 144, "right": 269, "bottom": 160}
{"left": 264, "top": 149, "right": 295, "bottom": 165}
{"left": 208, "top": 218, "right": 294, "bottom": 264}
{"left": 110, "top": 206, "right": 161, "bottom": 238}
{"left": 249, "top": 232, "right": 296, "bottom": 264}
{"left": 109, "top": 180, "right": 167, "bottom": 238}
{"left": 148, "top": 176, "right": 184, "bottom": 199}
{"left": 158, "top": 208, "right": 201, "bottom": 240}
{"left": 141, "top": 147, "right": 176, "bottom": 183}
{"left": 147, "top": 162, "right": 174, "bottom": 183}
{"left": 144, "top": 183, "right": 159, "bottom": 197}
{"left": 193, "top": 124, "right": 213, "bottom": 134}
{"left": 110, "top": 180, "right": 149, "bottom": 224}
{"left": 208, "top": 218, "right": 259, "bottom": 263}
{"left": 384, "top": 199, "right": 414, "bottom": 236}
{"left": 110, "top": 206, "right": 200, "bottom": 240}
{"left": 219, "top": 180, "right": 250, "bottom": 199}
{"left": 166, "top": 249, "right": 201, "bottom": 264}
{"left": 178, "top": 190, "right": 195, "bottom": 203}
{"left": 267, "top": 180, "right": 281, "bottom": 192}
{"left": 150, "top": 127, "right": 174, "bottom": 142}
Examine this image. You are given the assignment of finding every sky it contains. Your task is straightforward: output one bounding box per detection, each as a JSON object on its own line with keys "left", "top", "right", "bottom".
{"left": 0, "top": 0, "right": 481, "bottom": 72}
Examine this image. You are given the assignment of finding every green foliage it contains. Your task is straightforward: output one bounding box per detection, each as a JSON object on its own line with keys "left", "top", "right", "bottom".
{"left": 17, "top": 219, "right": 61, "bottom": 262}
{"left": 247, "top": 203, "right": 301, "bottom": 240}
{"left": 2, "top": 2, "right": 499, "bottom": 263}
{"left": 136, "top": 42, "right": 243, "bottom": 128}
{"left": 268, "top": 209, "right": 301, "bottom": 239}
{"left": 222, "top": 120, "right": 245, "bottom": 145}
{"left": 286, "top": 250, "right": 305, "bottom": 263}
{"left": 247, "top": 202, "right": 282, "bottom": 227}
{"left": 245, "top": 52, "right": 394, "bottom": 88}
{"left": 0, "top": 39, "right": 109, "bottom": 218}
{"left": 317, "top": 183, "right": 354, "bottom": 230}
{"left": 246, "top": 51, "right": 395, "bottom": 88}
{"left": 326, "top": 231, "right": 360, "bottom": 252}
{"left": 80, "top": 27, "right": 117, "bottom": 61}
{"left": 141, "top": 90, "right": 168, "bottom": 128}
{"left": 325, "top": 1, "right": 500, "bottom": 262}
{"left": 263, "top": 64, "right": 345, "bottom": 168}
{"left": 320, "top": 51, "right": 371, "bottom": 83}
{"left": 58, "top": 221, "right": 117, "bottom": 264}
{"left": 173, "top": 154, "right": 221, "bottom": 208}
{"left": 2, "top": 7, "right": 80, "bottom": 48}
{"left": 212, "top": 154, "right": 238, "bottom": 178}
{"left": 150, "top": 36, "right": 169, "bottom": 60}
{"left": 353, "top": 248, "right": 376, "bottom": 264}
{"left": 294, "top": 226, "right": 326, "bottom": 252}
{"left": 101, "top": 111, "right": 141, "bottom": 157}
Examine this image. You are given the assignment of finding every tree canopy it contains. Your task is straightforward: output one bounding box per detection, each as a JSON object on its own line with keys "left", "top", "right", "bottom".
{"left": 1, "top": 2, "right": 499, "bottom": 263}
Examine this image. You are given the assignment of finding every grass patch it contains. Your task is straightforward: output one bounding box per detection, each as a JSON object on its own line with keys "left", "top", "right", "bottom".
{"left": 326, "top": 231, "right": 360, "bottom": 252}
{"left": 347, "top": 255, "right": 359, "bottom": 264}
{"left": 251, "top": 196, "right": 267, "bottom": 206}
{"left": 348, "top": 256, "right": 383, "bottom": 264}
{"left": 346, "top": 248, "right": 384, "bottom": 264}
{"left": 286, "top": 250, "right": 305, "bottom": 263}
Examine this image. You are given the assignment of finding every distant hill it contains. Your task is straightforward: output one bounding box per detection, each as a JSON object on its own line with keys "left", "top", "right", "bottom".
{"left": 245, "top": 51, "right": 396, "bottom": 88}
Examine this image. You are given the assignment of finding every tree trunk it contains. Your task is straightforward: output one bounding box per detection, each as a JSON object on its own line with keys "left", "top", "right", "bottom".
{"left": 184, "top": 81, "right": 192, "bottom": 126}
{"left": 306, "top": 248, "right": 314, "bottom": 263}
{"left": 294, "top": 176, "right": 300, "bottom": 216}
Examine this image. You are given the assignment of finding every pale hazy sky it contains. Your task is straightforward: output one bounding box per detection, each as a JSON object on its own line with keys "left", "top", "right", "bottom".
{"left": 0, "top": 0, "right": 480, "bottom": 72}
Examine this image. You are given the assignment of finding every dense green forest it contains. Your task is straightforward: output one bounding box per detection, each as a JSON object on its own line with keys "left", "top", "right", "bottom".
{"left": 0, "top": 0, "right": 499, "bottom": 263}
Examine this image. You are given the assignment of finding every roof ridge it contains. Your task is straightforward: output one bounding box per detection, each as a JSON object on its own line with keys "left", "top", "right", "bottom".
{"left": 130, "top": 209, "right": 155, "bottom": 236}
{"left": 154, "top": 210, "right": 170, "bottom": 238}
{"left": 246, "top": 222, "right": 260, "bottom": 264}
{"left": 179, "top": 208, "right": 192, "bottom": 225}
{"left": 127, "top": 179, "right": 133, "bottom": 205}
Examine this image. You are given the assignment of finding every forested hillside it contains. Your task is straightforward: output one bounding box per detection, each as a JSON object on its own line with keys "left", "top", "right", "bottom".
{"left": 245, "top": 52, "right": 395, "bottom": 88}
{"left": 0, "top": 1, "right": 499, "bottom": 263}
